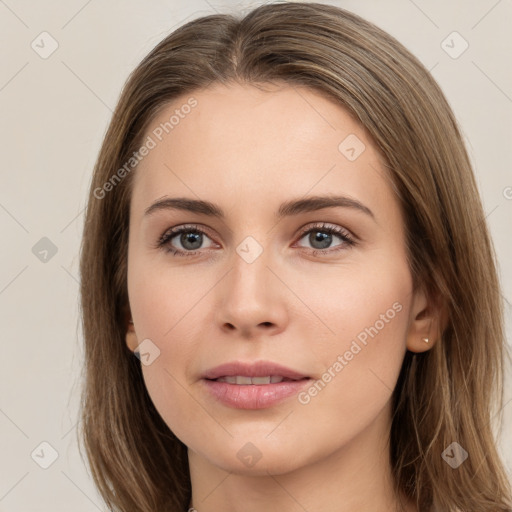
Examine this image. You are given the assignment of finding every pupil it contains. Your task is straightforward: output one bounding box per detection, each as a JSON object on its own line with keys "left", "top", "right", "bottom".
{"left": 181, "top": 232, "right": 202, "bottom": 250}
{"left": 311, "top": 231, "right": 331, "bottom": 249}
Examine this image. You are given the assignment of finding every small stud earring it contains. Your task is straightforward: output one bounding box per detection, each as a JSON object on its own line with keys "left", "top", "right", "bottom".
{"left": 128, "top": 318, "right": 134, "bottom": 324}
{"left": 422, "top": 337, "right": 429, "bottom": 343}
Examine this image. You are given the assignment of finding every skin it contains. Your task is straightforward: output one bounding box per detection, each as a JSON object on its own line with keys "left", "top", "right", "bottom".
{"left": 125, "top": 82, "right": 440, "bottom": 512}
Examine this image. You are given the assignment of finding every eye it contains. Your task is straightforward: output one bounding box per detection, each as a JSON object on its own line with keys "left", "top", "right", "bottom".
{"left": 156, "top": 222, "right": 356, "bottom": 257}
{"left": 157, "top": 224, "right": 216, "bottom": 256}
{"left": 294, "top": 222, "right": 355, "bottom": 255}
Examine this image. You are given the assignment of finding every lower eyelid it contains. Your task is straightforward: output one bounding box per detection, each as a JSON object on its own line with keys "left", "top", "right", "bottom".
{"left": 295, "top": 234, "right": 353, "bottom": 253}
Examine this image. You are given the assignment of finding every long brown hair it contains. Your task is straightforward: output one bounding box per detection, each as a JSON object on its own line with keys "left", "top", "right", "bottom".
{"left": 78, "top": 2, "right": 512, "bottom": 510}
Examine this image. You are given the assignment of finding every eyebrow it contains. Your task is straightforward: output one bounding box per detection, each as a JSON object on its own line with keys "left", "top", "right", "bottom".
{"left": 144, "top": 195, "right": 375, "bottom": 220}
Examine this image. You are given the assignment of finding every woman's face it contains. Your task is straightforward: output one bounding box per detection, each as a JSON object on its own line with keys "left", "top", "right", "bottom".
{"left": 126, "top": 82, "right": 428, "bottom": 475}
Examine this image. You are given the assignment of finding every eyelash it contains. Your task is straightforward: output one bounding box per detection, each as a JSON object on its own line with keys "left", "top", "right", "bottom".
{"left": 156, "top": 222, "right": 356, "bottom": 258}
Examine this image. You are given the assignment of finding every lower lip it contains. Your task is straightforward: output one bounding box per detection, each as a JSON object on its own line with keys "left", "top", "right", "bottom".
{"left": 202, "top": 378, "right": 311, "bottom": 409}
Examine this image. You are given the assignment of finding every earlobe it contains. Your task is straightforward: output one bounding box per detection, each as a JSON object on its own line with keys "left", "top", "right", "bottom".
{"left": 125, "top": 314, "right": 139, "bottom": 352}
{"left": 406, "top": 286, "right": 446, "bottom": 353}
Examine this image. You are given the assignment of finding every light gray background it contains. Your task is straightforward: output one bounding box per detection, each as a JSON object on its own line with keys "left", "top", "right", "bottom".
{"left": 1, "top": 0, "right": 511, "bottom": 510}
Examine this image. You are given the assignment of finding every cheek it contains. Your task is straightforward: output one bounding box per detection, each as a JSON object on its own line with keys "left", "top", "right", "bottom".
{"left": 293, "top": 258, "right": 412, "bottom": 426}
{"left": 128, "top": 261, "right": 210, "bottom": 443}
{"left": 128, "top": 248, "right": 194, "bottom": 340}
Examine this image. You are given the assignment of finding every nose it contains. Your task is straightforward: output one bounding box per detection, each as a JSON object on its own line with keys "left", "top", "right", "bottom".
{"left": 215, "top": 249, "right": 289, "bottom": 339}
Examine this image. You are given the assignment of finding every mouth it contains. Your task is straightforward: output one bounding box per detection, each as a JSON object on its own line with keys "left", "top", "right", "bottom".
{"left": 201, "top": 361, "right": 312, "bottom": 409}
{"left": 202, "top": 360, "right": 309, "bottom": 381}
{"left": 208, "top": 375, "right": 306, "bottom": 385}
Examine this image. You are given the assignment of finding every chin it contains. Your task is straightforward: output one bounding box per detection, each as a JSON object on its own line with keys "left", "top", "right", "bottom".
{"left": 191, "top": 436, "right": 314, "bottom": 477}
{"left": 215, "top": 453, "right": 303, "bottom": 477}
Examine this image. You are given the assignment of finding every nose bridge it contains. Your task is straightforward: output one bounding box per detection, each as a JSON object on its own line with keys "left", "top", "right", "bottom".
{"left": 215, "top": 236, "right": 287, "bottom": 335}
{"left": 229, "top": 239, "right": 273, "bottom": 306}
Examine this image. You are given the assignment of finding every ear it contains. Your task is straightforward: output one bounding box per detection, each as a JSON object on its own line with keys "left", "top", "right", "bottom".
{"left": 124, "top": 309, "right": 139, "bottom": 352}
{"left": 406, "top": 285, "right": 446, "bottom": 353}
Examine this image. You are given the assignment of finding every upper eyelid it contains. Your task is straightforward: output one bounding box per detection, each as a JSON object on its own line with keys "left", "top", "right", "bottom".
{"left": 162, "top": 223, "right": 217, "bottom": 242}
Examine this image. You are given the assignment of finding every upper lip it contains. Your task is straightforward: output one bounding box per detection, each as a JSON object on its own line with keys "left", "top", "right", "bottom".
{"left": 202, "top": 360, "right": 309, "bottom": 380}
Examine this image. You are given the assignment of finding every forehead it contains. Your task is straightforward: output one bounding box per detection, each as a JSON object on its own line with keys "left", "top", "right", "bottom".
{"left": 130, "top": 82, "right": 395, "bottom": 223}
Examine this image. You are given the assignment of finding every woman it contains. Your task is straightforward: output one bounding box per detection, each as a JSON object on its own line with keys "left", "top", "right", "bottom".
{"left": 78, "top": 2, "right": 512, "bottom": 511}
